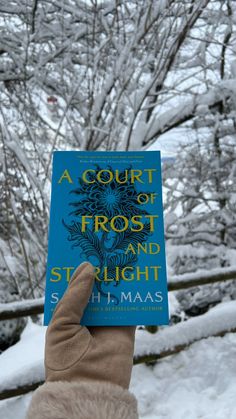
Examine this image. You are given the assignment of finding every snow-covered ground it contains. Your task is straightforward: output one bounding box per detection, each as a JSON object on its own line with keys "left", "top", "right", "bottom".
{"left": 131, "top": 333, "right": 236, "bottom": 419}
{"left": 1, "top": 303, "right": 236, "bottom": 419}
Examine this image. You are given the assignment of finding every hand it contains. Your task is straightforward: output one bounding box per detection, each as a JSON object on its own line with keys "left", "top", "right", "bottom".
{"left": 45, "top": 262, "right": 135, "bottom": 389}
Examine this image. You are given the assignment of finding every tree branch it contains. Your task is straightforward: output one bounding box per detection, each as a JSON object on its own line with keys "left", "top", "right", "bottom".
{"left": 143, "top": 79, "right": 236, "bottom": 147}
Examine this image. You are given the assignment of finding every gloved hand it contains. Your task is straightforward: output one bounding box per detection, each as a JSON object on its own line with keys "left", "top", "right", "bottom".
{"left": 27, "top": 262, "right": 138, "bottom": 419}
{"left": 45, "top": 262, "right": 136, "bottom": 389}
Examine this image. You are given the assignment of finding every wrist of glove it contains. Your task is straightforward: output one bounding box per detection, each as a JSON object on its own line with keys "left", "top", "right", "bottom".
{"left": 27, "top": 381, "right": 138, "bottom": 419}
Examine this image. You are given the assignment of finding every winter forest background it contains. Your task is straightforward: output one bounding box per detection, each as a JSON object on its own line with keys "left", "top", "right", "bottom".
{"left": 0, "top": 1, "right": 236, "bottom": 418}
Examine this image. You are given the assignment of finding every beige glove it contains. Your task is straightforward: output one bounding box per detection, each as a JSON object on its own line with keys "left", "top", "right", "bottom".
{"left": 27, "top": 262, "right": 138, "bottom": 419}
{"left": 45, "top": 262, "right": 135, "bottom": 389}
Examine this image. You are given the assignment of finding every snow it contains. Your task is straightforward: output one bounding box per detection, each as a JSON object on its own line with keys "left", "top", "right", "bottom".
{"left": 131, "top": 333, "right": 236, "bottom": 419}
{"left": 1, "top": 302, "right": 236, "bottom": 418}
{"left": 0, "top": 320, "right": 45, "bottom": 393}
{"left": 0, "top": 394, "right": 32, "bottom": 419}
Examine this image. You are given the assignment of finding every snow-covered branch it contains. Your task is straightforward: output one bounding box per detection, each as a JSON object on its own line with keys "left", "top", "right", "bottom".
{"left": 134, "top": 300, "right": 236, "bottom": 363}
{"left": 142, "top": 79, "right": 236, "bottom": 147}
{"left": 0, "top": 267, "right": 235, "bottom": 320}
{"left": 0, "top": 297, "right": 44, "bottom": 321}
{"left": 1, "top": 0, "right": 225, "bottom": 151}
{"left": 168, "top": 266, "right": 236, "bottom": 291}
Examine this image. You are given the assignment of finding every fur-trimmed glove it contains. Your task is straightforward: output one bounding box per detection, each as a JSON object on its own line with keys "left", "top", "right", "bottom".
{"left": 27, "top": 262, "right": 138, "bottom": 419}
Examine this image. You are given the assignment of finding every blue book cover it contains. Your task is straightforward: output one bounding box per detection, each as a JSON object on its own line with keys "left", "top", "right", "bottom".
{"left": 44, "top": 151, "right": 169, "bottom": 326}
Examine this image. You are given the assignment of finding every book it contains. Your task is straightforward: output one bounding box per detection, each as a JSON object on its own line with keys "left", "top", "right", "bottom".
{"left": 44, "top": 151, "right": 169, "bottom": 326}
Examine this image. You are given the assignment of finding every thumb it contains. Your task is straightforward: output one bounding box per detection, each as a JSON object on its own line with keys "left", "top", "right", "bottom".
{"left": 51, "top": 262, "right": 95, "bottom": 326}
{"left": 45, "top": 262, "right": 94, "bottom": 375}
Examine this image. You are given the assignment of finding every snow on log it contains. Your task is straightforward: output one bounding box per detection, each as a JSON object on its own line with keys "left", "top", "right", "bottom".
{"left": 168, "top": 266, "right": 236, "bottom": 291}
{"left": 134, "top": 301, "right": 236, "bottom": 364}
{"left": 0, "top": 298, "right": 44, "bottom": 320}
{"left": 0, "top": 321, "right": 45, "bottom": 400}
